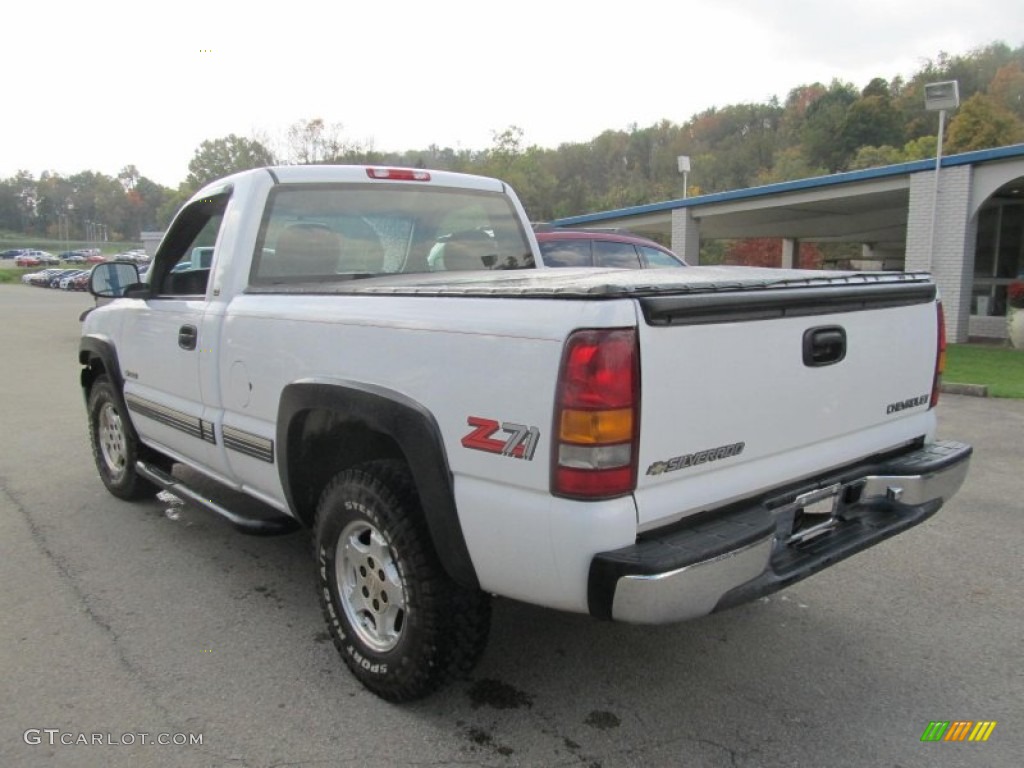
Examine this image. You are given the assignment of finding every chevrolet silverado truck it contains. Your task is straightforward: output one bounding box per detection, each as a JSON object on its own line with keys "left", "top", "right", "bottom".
{"left": 80, "top": 165, "right": 971, "bottom": 701}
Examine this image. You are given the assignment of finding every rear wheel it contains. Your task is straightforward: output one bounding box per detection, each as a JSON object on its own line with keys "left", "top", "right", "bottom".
{"left": 87, "top": 375, "right": 159, "bottom": 500}
{"left": 315, "top": 460, "right": 490, "bottom": 701}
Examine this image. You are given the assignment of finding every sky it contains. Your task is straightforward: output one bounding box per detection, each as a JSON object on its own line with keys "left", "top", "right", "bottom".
{"left": 3, "top": 0, "right": 1023, "bottom": 189}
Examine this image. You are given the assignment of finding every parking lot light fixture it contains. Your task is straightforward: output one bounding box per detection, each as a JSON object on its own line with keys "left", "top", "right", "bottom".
{"left": 924, "top": 80, "right": 960, "bottom": 271}
{"left": 677, "top": 155, "right": 691, "bottom": 199}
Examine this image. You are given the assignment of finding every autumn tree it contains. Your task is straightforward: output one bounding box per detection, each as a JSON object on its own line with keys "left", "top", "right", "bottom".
{"left": 945, "top": 93, "right": 1024, "bottom": 153}
{"left": 685, "top": 103, "right": 782, "bottom": 191}
{"left": 777, "top": 84, "right": 827, "bottom": 148}
{"left": 724, "top": 237, "right": 822, "bottom": 268}
{"left": 988, "top": 62, "right": 1024, "bottom": 119}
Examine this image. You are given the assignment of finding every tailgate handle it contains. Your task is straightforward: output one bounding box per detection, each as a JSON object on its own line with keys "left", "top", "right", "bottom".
{"left": 803, "top": 326, "right": 846, "bottom": 367}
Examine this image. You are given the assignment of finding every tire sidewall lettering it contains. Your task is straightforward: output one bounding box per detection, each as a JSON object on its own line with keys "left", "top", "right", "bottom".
{"left": 317, "top": 496, "right": 399, "bottom": 678}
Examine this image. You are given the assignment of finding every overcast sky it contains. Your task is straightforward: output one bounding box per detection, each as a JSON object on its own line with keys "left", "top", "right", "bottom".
{"left": 4, "top": 0, "right": 1022, "bottom": 188}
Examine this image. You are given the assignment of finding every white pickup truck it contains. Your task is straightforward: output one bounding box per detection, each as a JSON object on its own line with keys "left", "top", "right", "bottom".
{"left": 81, "top": 165, "right": 971, "bottom": 701}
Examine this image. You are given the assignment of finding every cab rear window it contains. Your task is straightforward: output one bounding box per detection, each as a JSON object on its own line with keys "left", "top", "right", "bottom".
{"left": 250, "top": 184, "right": 534, "bottom": 284}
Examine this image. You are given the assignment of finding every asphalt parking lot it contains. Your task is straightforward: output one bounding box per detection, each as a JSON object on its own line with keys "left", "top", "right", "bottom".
{"left": 1, "top": 283, "right": 1021, "bottom": 768}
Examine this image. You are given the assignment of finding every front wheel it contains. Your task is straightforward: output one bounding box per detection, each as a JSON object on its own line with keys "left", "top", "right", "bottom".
{"left": 87, "top": 375, "right": 158, "bottom": 500}
{"left": 315, "top": 460, "right": 490, "bottom": 701}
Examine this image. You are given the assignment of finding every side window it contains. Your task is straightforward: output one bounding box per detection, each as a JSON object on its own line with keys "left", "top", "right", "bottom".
{"left": 539, "top": 240, "right": 592, "bottom": 267}
{"left": 151, "top": 194, "right": 229, "bottom": 297}
{"left": 640, "top": 245, "right": 684, "bottom": 268}
{"left": 593, "top": 240, "right": 642, "bottom": 268}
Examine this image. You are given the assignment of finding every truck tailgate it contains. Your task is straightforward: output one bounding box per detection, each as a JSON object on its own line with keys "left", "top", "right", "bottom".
{"left": 632, "top": 278, "right": 940, "bottom": 531}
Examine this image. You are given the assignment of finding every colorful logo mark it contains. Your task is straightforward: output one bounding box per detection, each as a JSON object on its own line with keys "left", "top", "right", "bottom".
{"left": 921, "top": 721, "right": 997, "bottom": 742}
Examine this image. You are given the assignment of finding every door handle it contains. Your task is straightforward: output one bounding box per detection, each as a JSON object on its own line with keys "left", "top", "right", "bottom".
{"left": 178, "top": 324, "right": 198, "bottom": 351}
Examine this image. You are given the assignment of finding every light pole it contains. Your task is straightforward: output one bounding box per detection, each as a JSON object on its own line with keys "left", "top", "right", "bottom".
{"left": 677, "top": 155, "right": 691, "bottom": 199}
{"left": 923, "top": 80, "right": 960, "bottom": 271}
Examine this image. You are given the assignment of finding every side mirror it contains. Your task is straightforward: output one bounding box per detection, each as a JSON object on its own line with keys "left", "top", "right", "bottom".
{"left": 89, "top": 261, "right": 142, "bottom": 298}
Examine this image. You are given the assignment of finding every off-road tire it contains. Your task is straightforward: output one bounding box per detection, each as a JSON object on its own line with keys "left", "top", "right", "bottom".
{"left": 315, "top": 460, "right": 491, "bottom": 702}
{"left": 87, "top": 375, "right": 159, "bottom": 500}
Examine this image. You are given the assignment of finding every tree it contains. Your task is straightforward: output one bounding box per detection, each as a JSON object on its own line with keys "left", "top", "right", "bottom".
{"left": 725, "top": 237, "right": 783, "bottom": 267}
{"left": 0, "top": 178, "right": 19, "bottom": 232}
{"left": 682, "top": 104, "right": 782, "bottom": 192}
{"left": 848, "top": 145, "right": 906, "bottom": 170}
{"left": 841, "top": 81, "right": 905, "bottom": 157}
{"left": 118, "top": 164, "right": 141, "bottom": 191}
{"left": 121, "top": 176, "right": 171, "bottom": 237}
{"left": 287, "top": 118, "right": 349, "bottom": 164}
{"left": 758, "top": 146, "right": 827, "bottom": 184}
{"left": 778, "top": 83, "right": 828, "bottom": 148}
{"left": 901, "top": 135, "right": 938, "bottom": 161}
{"left": 988, "top": 62, "right": 1024, "bottom": 119}
{"left": 157, "top": 185, "right": 192, "bottom": 230}
{"left": 185, "top": 134, "right": 276, "bottom": 190}
{"left": 945, "top": 93, "right": 1024, "bottom": 153}
{"left": 801, "top": 80, "right": 859, "bottom": 172}
{"left": 724, "top": 237, "right": 822, "bottom": 268}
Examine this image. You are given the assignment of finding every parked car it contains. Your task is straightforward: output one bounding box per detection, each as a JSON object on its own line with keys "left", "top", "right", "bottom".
{"left": 534, "top": 227, "right": 686, "bottom": 269}
{"left": 60, "top": 270, "right": 90, "bottom": 289}
{"left": 33, "top": 250, "right": 60, "bottom": 266}
{"left": 70, "top": 271, "right": 92, "bottom": 291}
{"left": 48, "top": 269, "right": 82, "bottom": 288}
{"left": 112, "top": 249, "right": 149, "bottom": 263}
{"left": 19, "top": 249, "right": 59, "bottom": 265}
{"left": 1, "top": 248, "right": 27, "bottom": 260}
{"left": 25, "top": 269, "right": 65, "bottom": 286}
{"left": 85, "top": 253, "right": 108, "bottom": 264}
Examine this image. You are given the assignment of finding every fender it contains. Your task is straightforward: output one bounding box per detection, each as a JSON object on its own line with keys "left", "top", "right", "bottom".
{"left": 277, "top": 380, "right": 478, "bottom": 590}
{"left": 78, "top": 335, "right": 132, "bottom": 419}
{"left": 80, "top": 335, "right": 150, "bottom": 452}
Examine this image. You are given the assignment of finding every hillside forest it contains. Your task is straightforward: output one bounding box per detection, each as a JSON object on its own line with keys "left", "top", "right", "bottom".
{"left": 2, "top": 42, "right": 1022, "bottom": 266}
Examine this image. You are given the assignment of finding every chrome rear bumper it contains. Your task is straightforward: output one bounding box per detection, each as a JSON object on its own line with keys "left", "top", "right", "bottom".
{"left": 588, "top": 440, "right": 972, "bottom": 624}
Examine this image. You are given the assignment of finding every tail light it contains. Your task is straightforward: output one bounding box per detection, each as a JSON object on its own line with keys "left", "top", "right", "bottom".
{"left": 552, "top": 329, "right": 640, "bottom": 499}
{"left": 930, "top": 300, "right": 946, "bottom": 408}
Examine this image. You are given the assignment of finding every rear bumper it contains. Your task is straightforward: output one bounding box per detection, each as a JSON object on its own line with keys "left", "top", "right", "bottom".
{"left": 587, "top": 440, "right": 972, "bottom": 623}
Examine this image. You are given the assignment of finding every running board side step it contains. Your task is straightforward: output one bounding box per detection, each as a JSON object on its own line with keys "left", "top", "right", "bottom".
{"left": 136, "top": 461, "right": 300, "bottom": 536}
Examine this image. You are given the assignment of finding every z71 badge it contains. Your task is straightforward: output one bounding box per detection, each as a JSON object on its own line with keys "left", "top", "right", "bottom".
{"left": 461, "top": 417, "right": 540, "bottom": 461}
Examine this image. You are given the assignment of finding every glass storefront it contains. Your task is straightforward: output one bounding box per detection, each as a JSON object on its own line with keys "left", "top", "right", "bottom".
{"left": 972, "top": 193, "right": 1024, "bottom": 316}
